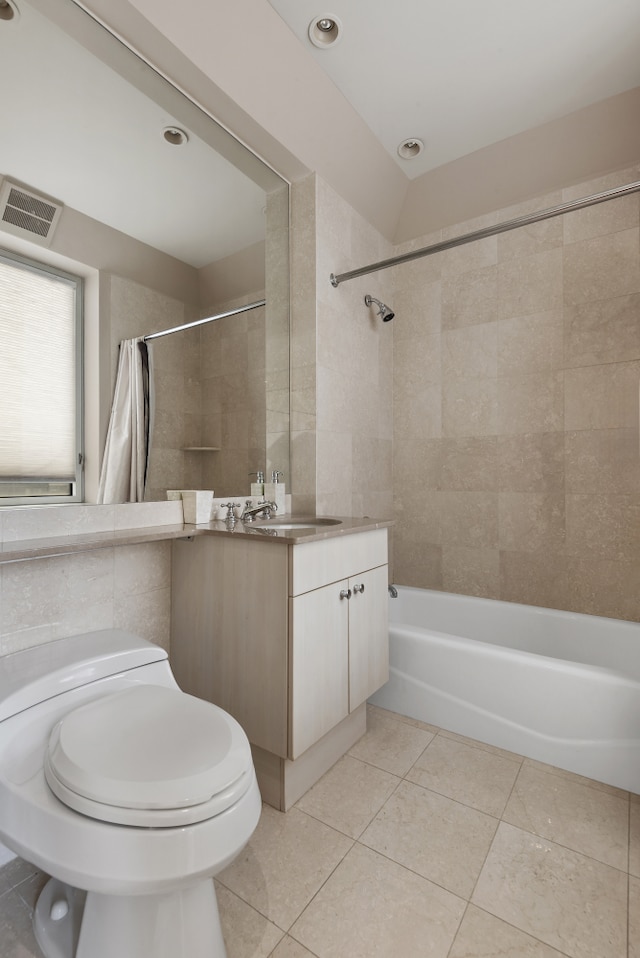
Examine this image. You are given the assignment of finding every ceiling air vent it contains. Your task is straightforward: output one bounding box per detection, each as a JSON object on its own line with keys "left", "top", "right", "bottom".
{"left": 0, "top": 179, "right": 63, "bottom": 246}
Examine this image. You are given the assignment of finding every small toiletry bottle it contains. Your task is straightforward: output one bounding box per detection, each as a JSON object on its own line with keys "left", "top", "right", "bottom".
{"left": 264, "top": 470, "right": 285, "bottom": 514}
{"left": 249, "top": 471, "right": 264, "bottom": 497}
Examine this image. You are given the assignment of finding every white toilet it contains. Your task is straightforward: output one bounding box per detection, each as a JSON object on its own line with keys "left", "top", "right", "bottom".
{"left": 0, "top": 629, "right": 261, "bottom": 958}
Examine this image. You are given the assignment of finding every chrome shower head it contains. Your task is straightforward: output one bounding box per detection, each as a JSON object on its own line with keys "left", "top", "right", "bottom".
{"left": 364, "top": 294, "right": 395, "bottom": 322}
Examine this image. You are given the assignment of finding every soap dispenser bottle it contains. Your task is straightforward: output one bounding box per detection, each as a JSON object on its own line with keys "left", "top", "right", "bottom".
{"left": 264, "top": 470, "right": 285, "bottom": 514}
{"left": 249, "top": 471, "right": 265, "bottom": 497}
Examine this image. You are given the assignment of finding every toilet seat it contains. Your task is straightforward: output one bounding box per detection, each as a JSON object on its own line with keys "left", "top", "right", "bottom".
{"left": 44, "top": 685, "right": 254, "bottom": 827}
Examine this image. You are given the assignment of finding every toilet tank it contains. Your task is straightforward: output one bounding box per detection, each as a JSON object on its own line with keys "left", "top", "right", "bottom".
{"left": 0, "top": 631, "right": 168, "bottom": 721}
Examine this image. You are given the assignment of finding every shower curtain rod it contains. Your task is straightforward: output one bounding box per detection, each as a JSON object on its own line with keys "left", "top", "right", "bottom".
{"left": 329, "top": 179, "right": 640, "bottom": 287}
{"left": 143, "top": 298, "right": 266, "bottom": 342}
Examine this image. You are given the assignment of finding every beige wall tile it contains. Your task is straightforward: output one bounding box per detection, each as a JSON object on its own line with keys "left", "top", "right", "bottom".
{"left": 440, "top": 437, "right": 498, "bottom": 492}
{"left": 497, "top": 433, "right": 564, "bottom": 493}
{"left": 565, "top": 556, "right": 640, "bottom": 621}
{"left": 564, "top": 293, "right": 640, "bottom": 367}
{"left": 393, "top": 439, "right": 442, "bottom": 489}
{"left": 565, "top": 428, "right": 640, "bottom": 495}
{"left": 498, "top": 371, "right": 563, "bottom": 435}
{"left": 392, "top": 281, "right": 441, "bottom": 340}
{"left": 441, "top": 265, "right": 498, "bottom": 330}
{"left": 113, "top": 542, "right": 171, "bottom": 595}
{"left": 393, "top": 239, "right": 444, "bottom": 289}
{"left": 393, "top": 502, "right": 442, "bottom": 548}
{"left": 1, "top": 504, "right": 115, "bottom": 543}
{"left": 392, "top": 540, "right": 442, "bottom": 590}
{"left": 565, "top": 493, "right": 640, "bottom": 561}
{"left": 116, "top": 587, "right": 171, "bottom": 650}
{"left": 442, "top": 546, "right": 500, "bottom": 598}
{"left": 498, "top": 248, "right": 563, "bottom": 319}
{"left": 0, "top": 550, "right": 114, "bottom": 641}
{"left": 395, "top": 381, "right": 442, "bottom": 440}
{"left": 442, "top": 378, "right": 497, "bottom": 437}
{"left": 564, "top": 361, "right": 640, "bottom": 431}
{"left": 498, "top": 493, "right": 565, "bottom": 553}
{"left": 499, "top": 552, "right": 569, "bottom": 612}
{"left": 442, "top": 323, "right": 497, "bottom": 380}
{"left": 439, "top": 492, "right": 498, "bottom": 549}
{"left": 316, "top": 430, "right": 352, "bottom": 504}
{"left": 498, "top": 310, "right": 563, "bottom": 376}
{"left": 393, "top": 331, "right": 441, "bottom": 386}
{"left": 564, "top": 228, "right": 640, "bottom": 306}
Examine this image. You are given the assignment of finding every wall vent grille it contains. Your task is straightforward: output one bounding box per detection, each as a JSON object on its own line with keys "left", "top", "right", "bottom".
{"left": 0, "top": 179, "right": 63, "bottom": 246}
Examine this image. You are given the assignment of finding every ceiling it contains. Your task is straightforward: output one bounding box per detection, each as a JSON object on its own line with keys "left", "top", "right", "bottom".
{"left": 0, "top": 0, "right": 276, "bottom": 268}
{"left": 267, "top": 0, "right": 640, "bottom": 181}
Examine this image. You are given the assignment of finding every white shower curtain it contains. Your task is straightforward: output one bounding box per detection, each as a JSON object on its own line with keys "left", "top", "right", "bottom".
{"left": 97, "top": 338, "right": 153, "bottom": 503}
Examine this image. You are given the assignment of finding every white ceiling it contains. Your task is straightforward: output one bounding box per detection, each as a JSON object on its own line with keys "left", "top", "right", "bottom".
{"left": 0, "top": 0, "right": 275, "bottom": 268}
{"left": 267, "top": 0, "right": 640, "bottom": 180}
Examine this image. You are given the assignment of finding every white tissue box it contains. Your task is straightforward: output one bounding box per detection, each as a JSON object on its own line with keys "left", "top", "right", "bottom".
{"left": 179, "top": 490, "right": 214, "bottom": 524}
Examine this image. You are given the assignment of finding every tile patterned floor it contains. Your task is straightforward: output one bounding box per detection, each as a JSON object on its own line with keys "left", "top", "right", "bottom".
{"left": 1, "top": 704, "right": 638, "bottom": 957}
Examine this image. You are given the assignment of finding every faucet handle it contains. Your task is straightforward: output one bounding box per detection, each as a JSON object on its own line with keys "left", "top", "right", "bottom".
{"left": 220, "top": 502, "right": 240, "bottom": 521}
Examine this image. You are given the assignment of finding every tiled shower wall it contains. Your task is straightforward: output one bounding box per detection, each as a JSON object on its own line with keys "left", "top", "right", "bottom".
{"left": 290, "top": 174, "right": 394, "bottom": 519}
{"left": 392, "top": 165, "right": 640, "bottom": 620}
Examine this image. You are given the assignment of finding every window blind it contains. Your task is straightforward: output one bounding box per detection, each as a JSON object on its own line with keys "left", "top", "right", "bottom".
{"left": 0, "top": 257, "right": 77, "bottom": 480}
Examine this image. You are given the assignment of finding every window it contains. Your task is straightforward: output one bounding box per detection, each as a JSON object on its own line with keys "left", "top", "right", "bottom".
{"left": 0, "top": 248, "right": 83, "bottom": 504}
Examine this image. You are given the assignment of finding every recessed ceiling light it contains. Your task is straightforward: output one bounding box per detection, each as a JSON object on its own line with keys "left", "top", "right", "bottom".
{"left": 163, "top": 126, "right": 189, "bottom": 146}
{"left": 397, "top": 138, "right": 424, "bottom": 160}
{"left": 0, "top": 1, "right": 19, "bottom": 22}
{"left": 308, "top": 14, "right": 342, "bottom": 48}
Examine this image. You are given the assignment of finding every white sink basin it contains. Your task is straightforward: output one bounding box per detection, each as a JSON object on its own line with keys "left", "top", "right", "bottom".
{"left": 253, "top": 517, "right": 342, "bottom": 530}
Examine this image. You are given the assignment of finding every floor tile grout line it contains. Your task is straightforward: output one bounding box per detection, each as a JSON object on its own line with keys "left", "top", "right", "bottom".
{"left": 494, "top": 819, "right": 631, "bottom": 876}
{"left": 455, "top": 903, "right": 579, "bottom": 958}
{"left": 349, "top": 835, "right": 471, "bottom": 907}
{"left": 444, "top": 900, "right": 471, "bottom": 958}
{"left": 293, "top": 770, "right": 404, "bottom": 843}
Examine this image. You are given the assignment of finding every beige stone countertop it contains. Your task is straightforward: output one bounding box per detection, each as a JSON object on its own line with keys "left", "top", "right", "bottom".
{"left": 0, "top": 516, "right": 392, "bottom": 564}
{"left": 192, "top": 515, "right": 393, "bottom": 543}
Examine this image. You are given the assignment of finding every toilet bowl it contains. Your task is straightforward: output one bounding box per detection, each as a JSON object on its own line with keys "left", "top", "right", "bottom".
{"left": 0, "top": 629, "right": 262, "bottom": 958}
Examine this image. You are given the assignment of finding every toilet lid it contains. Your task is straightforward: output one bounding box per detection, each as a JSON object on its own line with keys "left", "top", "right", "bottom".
{"left": 45, "top": 685, "right": 253, "bottom": 826}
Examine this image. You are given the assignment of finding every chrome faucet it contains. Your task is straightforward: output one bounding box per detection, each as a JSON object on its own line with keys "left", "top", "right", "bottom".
{"left": 240, "top": 499, "right": 277, "bottom": 522}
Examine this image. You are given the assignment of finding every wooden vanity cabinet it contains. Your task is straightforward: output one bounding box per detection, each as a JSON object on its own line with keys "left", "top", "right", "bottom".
{"left": 170, "top": 527, "right": 388, "bottom": 807}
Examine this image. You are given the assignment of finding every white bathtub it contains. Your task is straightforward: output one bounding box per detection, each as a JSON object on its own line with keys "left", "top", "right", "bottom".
{"left": 369, "top": 586, "right": 640, "bottom": 793}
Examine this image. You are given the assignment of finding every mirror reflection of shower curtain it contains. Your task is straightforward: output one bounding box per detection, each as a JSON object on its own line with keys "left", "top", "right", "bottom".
{"left": 97, "top": 338, "right": 154, "bottom": 503}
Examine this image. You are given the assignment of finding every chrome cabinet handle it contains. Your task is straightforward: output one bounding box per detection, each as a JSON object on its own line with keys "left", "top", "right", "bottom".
{"left": 339, "top": 588, "right": 352, "bottom": 600}
{"left": 352, "top": 583, "right": 365, "bottom": 595}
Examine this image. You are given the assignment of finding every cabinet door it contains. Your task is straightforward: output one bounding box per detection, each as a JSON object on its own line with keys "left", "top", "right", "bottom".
{"left": 289, "top": 581, "right": 350, "bottom": 759}
{"left": 348, "top": 564, "right": 389, "bottom": 711}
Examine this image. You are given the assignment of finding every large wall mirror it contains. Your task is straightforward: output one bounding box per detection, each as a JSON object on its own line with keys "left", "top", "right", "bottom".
{"left": 0, "top": 0, "right": 290, "bottom": 504}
